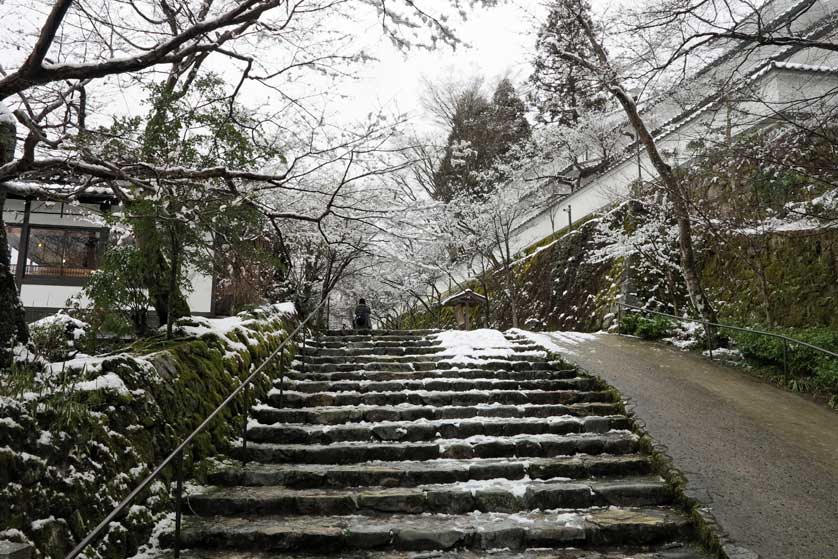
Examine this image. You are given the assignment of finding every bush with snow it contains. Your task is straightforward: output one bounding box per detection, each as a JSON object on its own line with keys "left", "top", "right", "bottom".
{"left": 27, "top": 313, "right": 90, "bottom": 363}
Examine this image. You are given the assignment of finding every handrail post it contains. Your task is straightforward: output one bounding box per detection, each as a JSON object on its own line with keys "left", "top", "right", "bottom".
{"left": 616, "top": 302, "right": 623, "bottom": 331}
{"left": 278, "top": 351, "right": 285, "bottom": 408}
{"left": 174, "top": 450, "right": 183, "bottom": 559}
{"left": 240, "top": 391, "right": 249, "bottom": 466}
{"left": 783, "top": 338, "right": 789, "bottom": 375}
{"left": 300, "top": 328, "right": 306, "bottom": 375}
{"left": 704, "top": 321, "right": 713, "bottom": 360}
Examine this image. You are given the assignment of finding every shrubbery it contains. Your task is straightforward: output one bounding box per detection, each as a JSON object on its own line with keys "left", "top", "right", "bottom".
{"left": 619, "top": 313, "right": 674, "bottom": 339}
{"left": 730, "top": 326, "right": 838, "bottom": 397}
{"left": 27, "top": 313, "right": 89, "bottom": 362}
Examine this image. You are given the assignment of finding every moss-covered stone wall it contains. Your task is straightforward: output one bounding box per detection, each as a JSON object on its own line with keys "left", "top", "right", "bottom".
{"left": 702, "top": 230, "right": 838, "bottom": 328}
{"left": 0, "top": 303, "right": 297, "bottom": 559}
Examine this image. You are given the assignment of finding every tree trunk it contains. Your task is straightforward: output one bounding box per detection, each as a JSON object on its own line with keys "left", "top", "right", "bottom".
{"left": 609, "top": 86, "right": 718, "bottom": 329}
{"left": 0, "top": 114, "right": 28, "bottom": 369}
{"left": 0, "top": 191, "right": 29, "bottom": 368}
{"left": 166, "top": 224, "right": 180, "bottom": 339}
{"left": 568, "top": 16, "right": 718, "bottom": 334}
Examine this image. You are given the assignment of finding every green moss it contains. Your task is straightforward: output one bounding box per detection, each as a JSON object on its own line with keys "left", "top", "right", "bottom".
{"left": 1, "top": 305, "right": 297, "bottom": 559}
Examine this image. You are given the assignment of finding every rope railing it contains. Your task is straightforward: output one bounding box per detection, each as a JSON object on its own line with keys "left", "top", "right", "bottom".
{"left": 64, "top": 296, "right": 330, "bottom": 559}
{"left": 617, "top": 302, "right": 838, "bottom": 371}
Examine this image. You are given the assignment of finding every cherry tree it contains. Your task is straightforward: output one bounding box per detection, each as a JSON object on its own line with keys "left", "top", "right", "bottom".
{"left": 0, "top": 0, "right": 503, "bottom": 367}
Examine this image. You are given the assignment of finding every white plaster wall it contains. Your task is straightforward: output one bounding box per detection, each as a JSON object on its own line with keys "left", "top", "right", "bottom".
{"left": 186, "top": 267, "right": 214, "bottom": 314}
{"left": 434, "top": 63, "right": 838, "bottom": 293}
{"left": 19, "top": 284, "right": 89, "bottom": 309}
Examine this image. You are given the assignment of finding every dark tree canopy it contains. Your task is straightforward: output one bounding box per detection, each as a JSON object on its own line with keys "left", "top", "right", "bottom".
{"left": 434, "top": 78, "right": 531, "bottom": 201}
{"left": 530, "top": 0, "right": 608, "bottom": 125}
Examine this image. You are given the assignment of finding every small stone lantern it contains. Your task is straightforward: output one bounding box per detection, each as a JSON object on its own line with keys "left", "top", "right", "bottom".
{"left": 442, "top": 289, "right": 487, "bottom": 330}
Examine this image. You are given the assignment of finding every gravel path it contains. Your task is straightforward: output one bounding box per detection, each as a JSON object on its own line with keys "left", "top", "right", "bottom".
{"left": 550, "top": 333, "right": 838, "bottom": 559}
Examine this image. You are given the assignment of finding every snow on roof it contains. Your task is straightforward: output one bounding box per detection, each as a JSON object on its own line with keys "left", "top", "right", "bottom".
{"left": 521, "top": 57, "right": 838, "bottom": 233}
{"left": 2, "top": 180, "right": 117, "bottom": 200}
{"left": 441, "top": 289, "right": 487, "bottom": 306}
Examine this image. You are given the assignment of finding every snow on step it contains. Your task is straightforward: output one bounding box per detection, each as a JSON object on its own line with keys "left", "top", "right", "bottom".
{"left": 149, "top": 328, "right": 711, "bottom": 558}
{"left": 277, "top": 377, "right": 597, "bottom": 394}
{"left": 154, "top": 547, "right": 713, "bottom": 559}
{"left": 207, "top": 455, "right": 655, "bottom": 488}
{"left": 165, "top": 508, "right": 692, "bottom": 552}
{"left": 185, "top": 476, "right": 672, "bottom": 516}
{"left": 234, "top": 431, "right": 639, "bottom": 464}
{"left": 252, "top": 401, "right": 622, "bottom": 425}
{"left": 267, "top": 388, "right": 613, "bottom": 408}
{"left": 244, "top": 414, "right": 630, "bottom": 444}
{"left": 282, "top": 366, "right": 578, "bottom": 382}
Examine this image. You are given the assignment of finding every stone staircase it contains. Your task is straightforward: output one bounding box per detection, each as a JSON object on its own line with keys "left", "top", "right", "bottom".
{"left": 162, "top": 329, "right": 712, "bottom": 558}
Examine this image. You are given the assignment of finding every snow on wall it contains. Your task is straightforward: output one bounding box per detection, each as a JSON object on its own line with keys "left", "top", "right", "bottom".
{"left": 435, "top": 59, "right": 838, "bottom": 292}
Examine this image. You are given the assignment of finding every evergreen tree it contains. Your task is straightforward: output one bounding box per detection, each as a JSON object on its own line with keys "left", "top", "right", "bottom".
{"left": 433, "top": 78, "right": 531, "bottom": 201}
{"left": 530, "top": 0, "right": 608, "bottom": 125}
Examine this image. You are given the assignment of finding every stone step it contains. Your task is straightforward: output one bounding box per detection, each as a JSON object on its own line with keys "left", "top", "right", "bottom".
{"left": 252, "top": 402, "right": 623, "bottom": 426}
{"left": 232, "top": 431, "right": 638, "bottom": 464}
{"left": 207, "top": 455, "right": 654, "bottom": 488}
{"left": 282, "top": 367, "right": 580, "bottom": 383}
{"left": 185, "top": 477, "right": 672, "bottom": 517}
{"left": 316, "top": 334, "right": 434, "bottom": 344}
{"left": 325, "top": 329, "right": 441, "bottom": 336}
{"left": 305, "top": 350, "right": 546, "bottom": 365}
{"left": 276, "top": 377, "right": 597, "bottom": 395}
{"left": 302, "top": 346, "right": 443, "bottom": 357}
{"left": 245, "top": 414, "right": 630, "bottom": 444}
{"left": 310, "top": 340, "right": 441, "bottom": 350}
{"left": 150, "top": 546, "right": 712, "bottom": 559}
{"left": 266, "top": 388, "right": 615, "bottom": 409}
{"left": 164, "top": 508, "right": 692, "bottom": 552}
{"left": 298, "top": 359, "right": 558, "bottom": 374}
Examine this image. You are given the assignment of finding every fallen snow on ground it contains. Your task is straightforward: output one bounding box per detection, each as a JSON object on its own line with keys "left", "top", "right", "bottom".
{"left": 420, "top": 475, "right": 573, "bottom": 498}
{"left": 73, "top": 372, "right": 131, "bottom": 396}
{"left": 702, "top": 347, "right": 743, "bottom": 362}
{"left": 509, "top": 329, "right": 599, "bottom": 355}
{"left": 433, "top": 329, "right": 523, "bottom": 363}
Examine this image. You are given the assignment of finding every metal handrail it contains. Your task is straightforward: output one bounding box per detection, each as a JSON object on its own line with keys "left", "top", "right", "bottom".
{"left": 64, "top": 297, "right": 329, "bottom": 559}
{"left": 617, "top": 303, "right": 838, "bottom": 366}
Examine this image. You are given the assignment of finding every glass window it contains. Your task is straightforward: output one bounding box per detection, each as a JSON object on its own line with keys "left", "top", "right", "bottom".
{"left": 25, "top": 227, "right": 102, "bottom": 279}
{"left": 4, "top": 225, "right": 22, "bottom": 275}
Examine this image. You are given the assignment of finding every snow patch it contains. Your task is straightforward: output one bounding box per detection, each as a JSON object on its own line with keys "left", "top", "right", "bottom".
{"left": 433, "top": 329, "right": 521, "bottom": 363}
{"left": 73, "top": 372, "right": 130, "bottom": 396}
{"left": 509, "top": 329, "right": 599, "bottom": 355}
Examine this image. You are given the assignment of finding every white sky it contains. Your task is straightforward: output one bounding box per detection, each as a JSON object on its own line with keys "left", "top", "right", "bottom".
{"left": 0, "top": 1, "right": 602, "bottom": 139}
{"left": 338, "top": 1, "right": 547, "bottom": 133}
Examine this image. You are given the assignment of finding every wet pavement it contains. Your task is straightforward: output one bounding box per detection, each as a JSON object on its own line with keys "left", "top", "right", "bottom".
{"left": 550, "top": 333, "right": 838, "bottom": 559}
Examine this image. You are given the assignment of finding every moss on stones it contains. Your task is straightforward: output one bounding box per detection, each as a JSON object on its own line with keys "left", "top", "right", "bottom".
{"left": 0, "top": 305, "right": 297, "bottom": 559}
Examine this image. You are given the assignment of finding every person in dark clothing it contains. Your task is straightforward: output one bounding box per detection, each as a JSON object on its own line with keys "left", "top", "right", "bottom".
{"left": 354, "top": 298, "right": 372, "bottom": 330}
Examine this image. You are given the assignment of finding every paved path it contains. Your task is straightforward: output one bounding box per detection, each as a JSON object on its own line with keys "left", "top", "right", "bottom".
{"left": 547, "top": 333, "right": 838, "bottom": 559}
